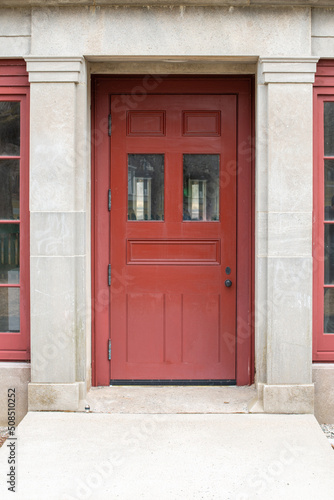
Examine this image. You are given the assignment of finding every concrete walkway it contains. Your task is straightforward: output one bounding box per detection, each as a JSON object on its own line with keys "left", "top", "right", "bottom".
{"left": 0, "top": 412, "right": 334, "bottom": 500}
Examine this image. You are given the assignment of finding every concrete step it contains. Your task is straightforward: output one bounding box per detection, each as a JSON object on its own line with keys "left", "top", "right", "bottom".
{"left": 84, "top": 385, "right": 257, "bottom": 414}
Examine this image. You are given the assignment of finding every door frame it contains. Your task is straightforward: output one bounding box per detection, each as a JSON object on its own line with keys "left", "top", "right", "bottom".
{"left": 91, "top": 75, "right": 254, "bottom": 386}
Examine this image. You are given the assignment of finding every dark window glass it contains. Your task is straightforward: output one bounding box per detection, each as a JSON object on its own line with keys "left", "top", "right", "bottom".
{"left": 0, "top": 102, "right": 20, "bottom": 156}
{"left": 0, "top": 159, "right": 20, "bottom": 220}
{"left": 0, "top": 224, "right": 19, "bottom": 284}
{"left": 183, "top": 154, "right": 219, "bottom": 221}
{"left": 128, "top": 154, "right": 164, "bottom": 221}
{"left": 0, "top": 287, "right": 20, "bottom": 332}
{"left": 325, "top": 224, "right": 334, "bottom": 285}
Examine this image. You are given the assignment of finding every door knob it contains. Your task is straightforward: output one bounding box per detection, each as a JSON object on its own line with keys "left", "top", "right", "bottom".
{"left": 225, "top": 279, "right": 232, "bottom": 288}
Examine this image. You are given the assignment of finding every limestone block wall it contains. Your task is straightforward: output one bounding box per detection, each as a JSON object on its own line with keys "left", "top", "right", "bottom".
{"left": 312, "top": 8, "right": 334, "bottom": 57}
{"left": 0, "top": 8, "right": 31, "bottom": 57}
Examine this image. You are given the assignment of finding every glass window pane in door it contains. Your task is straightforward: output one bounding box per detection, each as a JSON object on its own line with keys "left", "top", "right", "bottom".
{"left": 0, "top": 287, "right": 20, "bottom": 332}
{"left": 128, "top": 154, "right": 164, "bottom": 221}
{"left": 324, "top": 102, "right": 334, "bottom": 157}
{"left": 183, "top": 154, "right": 219, "bottom": 221}
{"left": 324, "top": 160, "right": 334, "bottom": 221}
{"left": 0, "top": 102, "right": 20, "bottom": 156}
{"left": 0, "top": 159, "right": 20, "bottom": 219}
{"left": 0, "top": 224, "right": 20, "bottom": 284}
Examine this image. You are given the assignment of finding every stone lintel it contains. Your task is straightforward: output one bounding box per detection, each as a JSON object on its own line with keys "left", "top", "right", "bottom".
{"left": 28, "top": 382, "right": 80, "bottom": 411}
{"left": 259, "top": 57, "right": 319, "bottom": 84}
{"left": 1, "top": 0, "right": 334, "bottom": 6}
{"left": 25, "top": 57, "right": 84, "bottom": 83}
{"left": 263, "top": 384, "right": 314, "bottom": 414}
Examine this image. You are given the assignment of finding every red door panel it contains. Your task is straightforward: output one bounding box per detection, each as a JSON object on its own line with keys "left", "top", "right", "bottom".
{"left": 109, "top": 94, "right": 237, "bottom": 381}
{"left": 127, "top": 293, "right": 165, "bottom": 364}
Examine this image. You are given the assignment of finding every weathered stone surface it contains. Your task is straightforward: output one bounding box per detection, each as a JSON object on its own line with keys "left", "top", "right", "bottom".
{"left": 312, "top": 7, "right": 334, "bottom": 57}
{"left": 26, "top": 57, "right": 90, "bottom": 394}
{"left": 263, "top": 384, "right": 314, "bottom": 413}
{"left": 0, "top": 7, "right": 31, "bottom": 35}
{"left": 29, "top": 85, "right": 82, "bottom": 212}
{"left": 0, "top": 0, "right": 332, "bottom": 6}
{"left": 30, "top": 212, "right": 86, "bottom": 257}
{"left": 29, "top": 6, "right": 311, "bottom": 57}
{"left": 28, "top": 382, "right": 80, "bottom": 411}
{"left": 89, "top": 59, "right": 257, "bottom": 74}
{"left": 312, "top": 7, "right": 334, "bottom": 36}
{"left": 256, "top": 59, "right": 315, "bottom": 392}
{"left": 259, "top": 57, "right": 318, "bottom": 83}
{"left": 266, "top": 257, "right": 313, "bottom": 384}
{"left": 0, "top": 8, "right": 31, "bottom": 55}
{"left": 85, "top": 385, "right": 257, "bottom": 413}
{"left": 0, "top": 363, "right": 30, "bottom": 426}
{"left": 313, "top": 364, "right": 334, "bottom": 424}
{"left": 30, "top": 256, "right": 86, "bottom": 384}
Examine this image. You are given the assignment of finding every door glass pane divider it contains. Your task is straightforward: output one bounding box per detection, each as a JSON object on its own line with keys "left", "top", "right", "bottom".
{"left": 0, "top": 284, "right": 20, "bottom": 288}
{"left": 0, "top": 220, "right": 20, "bottom": 224}
{"left": 0, "top": 156, "right": 21, "bottom": 159}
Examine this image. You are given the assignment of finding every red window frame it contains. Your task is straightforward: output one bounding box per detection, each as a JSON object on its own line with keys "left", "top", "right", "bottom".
{"left": 313, "top": 60, "right": 334, "bottom": 361}
{"left": 0, "top": 60, "right": 30, "bottom": 361}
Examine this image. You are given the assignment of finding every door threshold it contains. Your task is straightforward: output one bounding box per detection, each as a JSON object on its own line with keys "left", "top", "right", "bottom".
{"left": 85, "top": 385, "right": 256, "bottom": 414}
{"left": 110, "top": 379, "right": 236, "bottom": 386}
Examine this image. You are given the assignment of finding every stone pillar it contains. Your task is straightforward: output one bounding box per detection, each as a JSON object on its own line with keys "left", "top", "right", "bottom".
{"left": 25, "top": 57, "right": 89, "bottom": 411}
{"left": 256, "top": 57, "right": 318, "bottom": 413}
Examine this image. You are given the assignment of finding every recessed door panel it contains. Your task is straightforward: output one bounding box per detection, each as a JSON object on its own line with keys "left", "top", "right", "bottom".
{"left": 182, "top": 294, "right": 220, "bottom": 365}
{"left": 182, "top": 111, "right": 221, "bottom": 137}
{"left": 127, "top": 111, "right": 166, "bottom": 136}
{"left": 126, "top": 293, "right": 164, "bottom": 364}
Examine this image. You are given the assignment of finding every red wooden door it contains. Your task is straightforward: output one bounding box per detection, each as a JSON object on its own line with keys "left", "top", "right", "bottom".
{"left": 109, "top": 93, "right": 237, "bottom": 381}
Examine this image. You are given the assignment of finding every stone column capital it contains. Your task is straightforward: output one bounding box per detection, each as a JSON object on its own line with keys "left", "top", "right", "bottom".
{"left": 259, "top": 57, "right": 319, "bottom": 84}
{"left": 25, "top": 56, "right": 84, "bottom": 83}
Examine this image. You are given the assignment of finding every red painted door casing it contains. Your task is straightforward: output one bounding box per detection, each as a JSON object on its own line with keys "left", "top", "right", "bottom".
{"left": 92, "top": 76, "right": 254, "bottom": 386}
{"left": 110, "top": 94, "right": 237, "bottom": 381}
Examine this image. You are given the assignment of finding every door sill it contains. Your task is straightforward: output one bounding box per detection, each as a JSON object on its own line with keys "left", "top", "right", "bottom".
{"left": 110, "top": 379, "right": 236, "bottom": 386}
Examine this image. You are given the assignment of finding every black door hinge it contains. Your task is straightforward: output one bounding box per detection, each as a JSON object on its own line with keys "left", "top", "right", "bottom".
{"left": 108, "top": 339, "right": 111, "bottom": 361}
{"left": 108, "top": 114, "right": 112, "bottom": 136}
{"left": 108, "top": 264, "right": 111, "bottom": 286}
{"left": 108, "top": 189, "right": 111, "bottom": 211}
